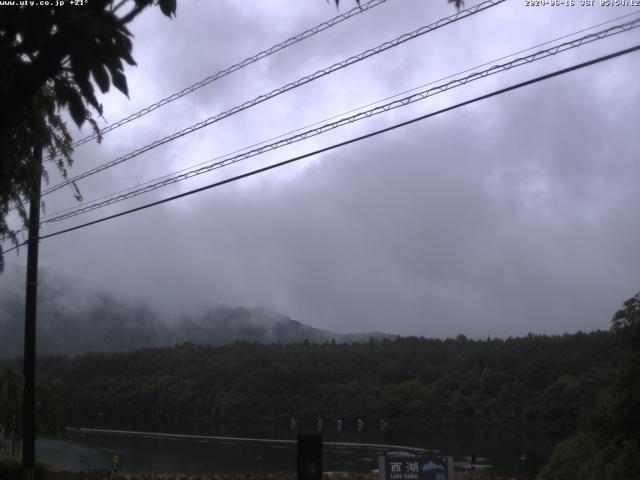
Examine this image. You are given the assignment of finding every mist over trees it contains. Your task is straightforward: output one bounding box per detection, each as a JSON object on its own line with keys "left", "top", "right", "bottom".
{"left": 1, "top": 264, "right": 637, "bottom": 478}
{"left": 0, "top": 265, "right": 395, "bottom": 357}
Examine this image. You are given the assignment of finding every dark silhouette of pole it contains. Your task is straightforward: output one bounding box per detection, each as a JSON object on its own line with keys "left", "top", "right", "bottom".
{"left": 23, "top": 145, "right": 42, "bottom": 480}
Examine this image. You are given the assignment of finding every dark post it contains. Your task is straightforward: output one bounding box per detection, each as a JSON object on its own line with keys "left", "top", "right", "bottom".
{"left": 297, "top": 434, "right": 322, "bottom": 480}
{"left": 22, "top": 146, "right": 42, "bottom": 480}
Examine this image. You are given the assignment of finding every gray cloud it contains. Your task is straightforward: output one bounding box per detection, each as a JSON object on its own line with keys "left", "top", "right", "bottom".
{"left": 3, "top": 0, "right": 639, "bottom": 339}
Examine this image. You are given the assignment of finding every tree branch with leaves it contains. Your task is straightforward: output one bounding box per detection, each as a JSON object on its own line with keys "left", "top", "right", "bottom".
{"left": 0, "top": 0, "right": 177, "bottom": 270}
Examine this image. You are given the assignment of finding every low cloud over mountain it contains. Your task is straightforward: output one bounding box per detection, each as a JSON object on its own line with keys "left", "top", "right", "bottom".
{"left": 0, "top": 265, "right": 395, "bottom": 358}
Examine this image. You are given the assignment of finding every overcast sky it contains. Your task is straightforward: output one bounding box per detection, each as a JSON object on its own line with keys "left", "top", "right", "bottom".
{"left": 3, "top": 0, "right": 640, "bottom": 337}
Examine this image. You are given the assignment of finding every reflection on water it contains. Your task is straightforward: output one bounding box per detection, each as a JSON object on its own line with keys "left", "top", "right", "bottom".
{"left": 35, "top": 423, "right": 573, "bottom": 478}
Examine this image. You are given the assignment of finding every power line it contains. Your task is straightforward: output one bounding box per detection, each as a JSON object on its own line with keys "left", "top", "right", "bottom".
{"left": 3, "top": 43, "right": 637, "bottom": 256}
{"left": 38, "top": 17, "right": 640, "bottom": 225}
{"left": 12, "top": 0, "right": 393, "bottom": 215}
{"left": 39, "top": 10, "right": 640, "bottom": 223}
{"left": 4, "top": 13, "right": 638, "bottom": 242}
{"left": 41, "top": 0, "right": 505, "bottom": 197}
{"left": 61, "top": 0, "right": 394, "bottom": 153}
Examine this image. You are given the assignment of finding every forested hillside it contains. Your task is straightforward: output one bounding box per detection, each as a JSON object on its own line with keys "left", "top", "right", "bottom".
{"left": 1, "top": 331, "right": 615, "bottom": 430}
{"left": 540, "top": 292, "right": 640, "bottom": 479}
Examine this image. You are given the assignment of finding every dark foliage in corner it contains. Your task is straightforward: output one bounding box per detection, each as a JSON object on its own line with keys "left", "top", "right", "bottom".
{"left": 540, "top": 292, "right": 640, "bottom": 480}
{"left": 0, "top": 0, "right": 176, "bottom": 270}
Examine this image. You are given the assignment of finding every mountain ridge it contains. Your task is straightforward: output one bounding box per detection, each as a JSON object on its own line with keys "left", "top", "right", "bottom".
{"left": 0, "top": 265, "right": 397, "bottom": 357}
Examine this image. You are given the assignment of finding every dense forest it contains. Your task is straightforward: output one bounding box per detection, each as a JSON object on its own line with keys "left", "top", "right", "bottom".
{"left": 0, "top": 330, "right": 617, "bottom": 431}
{"left": 2, "top": 292, "right": 639, "bottom": 479}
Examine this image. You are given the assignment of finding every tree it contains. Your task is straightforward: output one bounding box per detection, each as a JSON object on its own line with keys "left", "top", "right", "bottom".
{"left": 611, "top": 291, "right": 640, "bottom": 350}
{"left": 540, "top": 292, "right": 640, "bottom": 480}
{"left": 0, "top": 0, "right": 177, "bottom": 271}
{"left": 0, "top": 368, "right": 70, "bottom": 455}
{"left": 0, "top": 368, "right": 22, "bottom": 455}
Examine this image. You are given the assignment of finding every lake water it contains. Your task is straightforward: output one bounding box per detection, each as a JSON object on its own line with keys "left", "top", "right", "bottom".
{"left": 35, "top": 424, "right": 573, "bottom": 478}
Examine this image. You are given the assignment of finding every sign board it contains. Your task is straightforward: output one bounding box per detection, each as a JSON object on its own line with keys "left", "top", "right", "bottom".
{"left": 380, "top": 455, "right": 450, "bottom": 480}
{"left": 111, "top": 454, "right": 120, "bottom": 466}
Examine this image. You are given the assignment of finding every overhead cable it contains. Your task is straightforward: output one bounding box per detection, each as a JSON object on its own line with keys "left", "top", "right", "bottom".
{"left": 39, "top": 18, "right": 640, "bottom": 224}
{"left": 18, "top": 8, "right": 637, "bottom": 225}
{"left": 3, "top": 42, "right": 637, "bottom": 256}
{"left": 14, "top": 0, "right": 393, "bottom": 214}
{"left": 40, "top": 10, "right": 640, "bottom": 223}
{"left": 41, "top": 0, "right": 505, "bottom": 197}
{"left": 62, "top": 0, "right": 394, "bottom": 153}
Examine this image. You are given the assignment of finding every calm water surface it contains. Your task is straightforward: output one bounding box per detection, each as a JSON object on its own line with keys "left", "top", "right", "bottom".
{"left": 36, "top": 424, "right": 573, "bottom": 478}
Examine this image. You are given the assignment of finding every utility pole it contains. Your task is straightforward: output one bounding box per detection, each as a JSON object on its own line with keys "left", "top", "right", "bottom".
{"left": 22, "top": 145, "right": 42, "bottom": 480}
